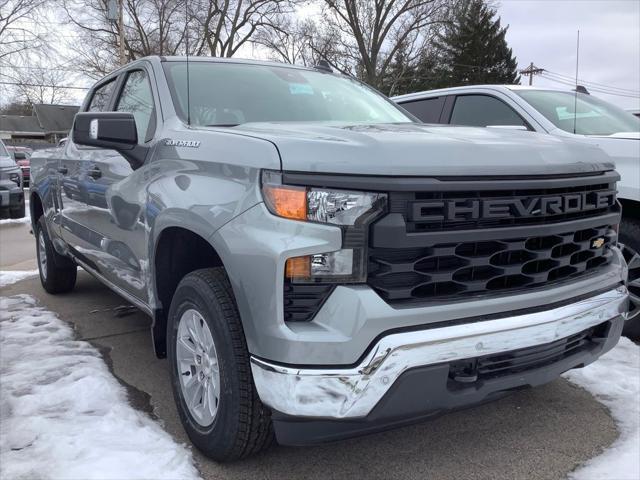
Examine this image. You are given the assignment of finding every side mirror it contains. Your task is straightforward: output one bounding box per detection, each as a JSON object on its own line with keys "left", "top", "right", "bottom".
{"left": 73, "top": 112, "right": 148, "bottom": 169}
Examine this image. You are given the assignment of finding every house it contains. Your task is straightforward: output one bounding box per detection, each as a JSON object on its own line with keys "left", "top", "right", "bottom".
{"left": 0, "top": 104, "right": 80, "bottom": 145}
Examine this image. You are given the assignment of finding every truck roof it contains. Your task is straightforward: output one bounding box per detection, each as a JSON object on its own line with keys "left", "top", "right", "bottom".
{"left": 158, "top": 55, "right": 314, "bottom": 71}
{"left": 392, "top": 84, "right": 576, "bottom": 102}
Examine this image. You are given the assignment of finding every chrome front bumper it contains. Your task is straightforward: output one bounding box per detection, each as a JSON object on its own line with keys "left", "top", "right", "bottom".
{"left": 251, "top": 286, "right": 628, "bottom": 419}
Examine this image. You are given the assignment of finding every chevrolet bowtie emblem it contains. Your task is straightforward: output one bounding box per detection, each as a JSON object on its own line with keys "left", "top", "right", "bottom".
{"left": 591, "top": 238, "right": 605, "bottom": 249}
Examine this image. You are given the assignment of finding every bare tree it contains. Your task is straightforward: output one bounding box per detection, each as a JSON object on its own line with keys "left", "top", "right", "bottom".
{"left": 188, "top": 0, "right": 293, "bottom": 58}
{"left": 60, "top": 0, "right": 295, "bottom": 78}
{"left": 60, "top": 0, "right": 190, "bottom": 77}
{"left": 0, "top": 0, "right": 46, "bottom": 60}
{"left": 320, "top": 0, "right": 450, "bottom": 88}
{"left": 256, "top": 15, "right": 332, "bottom": 66}
{"left": 4, "top": 61, "right": 73, "bottom": 105}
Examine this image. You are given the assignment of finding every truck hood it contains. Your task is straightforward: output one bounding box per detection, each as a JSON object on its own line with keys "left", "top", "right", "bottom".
{"left": 228, "top": 122, "right": 613, "bottom": 176}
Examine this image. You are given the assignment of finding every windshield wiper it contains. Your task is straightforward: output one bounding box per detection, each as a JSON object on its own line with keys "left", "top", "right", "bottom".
{"left": 204, "top": 124, "right": 240, "bottom": 127}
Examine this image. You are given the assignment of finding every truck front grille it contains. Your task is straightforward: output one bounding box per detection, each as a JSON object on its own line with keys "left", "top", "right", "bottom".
{"left": 368, "top": 225, "right": 615, "bottom": 302}
{"left": 367, "top": 173, "right": 620, "bottom": 304}
{"left": 393, "top": 180, "right": 617, "bottom": 232}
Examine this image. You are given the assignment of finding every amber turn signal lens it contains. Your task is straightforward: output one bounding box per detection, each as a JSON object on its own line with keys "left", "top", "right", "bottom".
{"left": 285, "top": 256, "right": 311, "bottom": 280}
{"left": 262, "top": 183, "right": 307, "bottom": 220}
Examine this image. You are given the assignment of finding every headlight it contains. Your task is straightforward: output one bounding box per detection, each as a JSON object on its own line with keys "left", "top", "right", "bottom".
{"left": 261, "top": 170, "right": 386, "bottom": 226}
{"left": 261, "top": 170, "right": 387, "bottom": 283}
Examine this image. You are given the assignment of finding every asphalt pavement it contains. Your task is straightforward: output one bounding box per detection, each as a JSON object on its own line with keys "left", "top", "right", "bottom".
{"left": 0, "top": 220, "right": 619, "bottom": 480}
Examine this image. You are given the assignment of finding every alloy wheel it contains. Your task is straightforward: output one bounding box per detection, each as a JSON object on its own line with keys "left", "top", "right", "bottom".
{"left": 38, "top": 230, "right": 47, "bottom": 280}
{"left": 176, "top": 308, "right": 221, "bottom": 427}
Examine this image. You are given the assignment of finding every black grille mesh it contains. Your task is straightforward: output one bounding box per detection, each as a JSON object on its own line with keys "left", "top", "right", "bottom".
{"left": 368, "top": 225, "right": 615, "bottom": 303}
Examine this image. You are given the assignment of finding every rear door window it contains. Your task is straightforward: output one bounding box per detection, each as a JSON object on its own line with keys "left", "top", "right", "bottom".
{"left": 450, "top": 95, "right": 528, "bottom": 128}
{"left": 400, "top": 97, "right": 446, "bottom": 123}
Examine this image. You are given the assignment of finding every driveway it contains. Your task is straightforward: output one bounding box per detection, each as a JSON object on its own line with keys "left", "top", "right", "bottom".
{"left": 0, "top": 221, "right": 618, "bottom": 480}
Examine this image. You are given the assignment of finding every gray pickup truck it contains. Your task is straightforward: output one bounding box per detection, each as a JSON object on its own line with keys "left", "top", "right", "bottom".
{"left": 30, "top": 56, "right": 630, "bottom": 461}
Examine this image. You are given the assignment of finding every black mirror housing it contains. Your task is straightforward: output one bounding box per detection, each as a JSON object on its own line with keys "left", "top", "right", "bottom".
{"left": 73, "top": 112, "right": 148, "bottom": 169}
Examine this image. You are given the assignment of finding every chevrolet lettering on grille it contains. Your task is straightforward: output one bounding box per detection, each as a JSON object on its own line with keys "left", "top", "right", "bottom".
{"left": 410, "top": 191, "right": 617, "bottom": 222}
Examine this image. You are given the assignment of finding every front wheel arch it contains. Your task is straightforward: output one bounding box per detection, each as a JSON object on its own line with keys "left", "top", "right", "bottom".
{"left": 151, "top": 226, "right": 226, "bottom": 358}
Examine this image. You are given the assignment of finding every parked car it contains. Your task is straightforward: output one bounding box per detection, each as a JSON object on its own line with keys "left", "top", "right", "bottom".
{"left": 30, "top": 57, "right": 631, "bottom": 461}
{"left": 394, "top": 85, "right": 640, "bottom": 336}
{"left": 0, "top": 140, "right": 25, "bottom": 218}
{"left": 7, "top": 148, "right": 31, "bottom": 187}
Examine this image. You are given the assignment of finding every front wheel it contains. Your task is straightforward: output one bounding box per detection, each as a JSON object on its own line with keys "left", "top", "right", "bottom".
{"left": 167, "top": 268, "right": 273, "bottom": 461}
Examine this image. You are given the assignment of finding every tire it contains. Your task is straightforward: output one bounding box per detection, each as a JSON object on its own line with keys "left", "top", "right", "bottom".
{"left": 167, "top": 268, "right": 273, "bottom": 461}
{"left": 35, "top": 216, "right": 77, "bottom": 294}
{"left": 9, "top": 201, "right": 25, "bottom": 219}
{"left": 619, "top": 216, "right": 640, "bottom": 339}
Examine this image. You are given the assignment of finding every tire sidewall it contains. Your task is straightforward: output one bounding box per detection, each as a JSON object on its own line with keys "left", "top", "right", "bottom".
{"left": 167, "top": 275, "right": 242, "bottom": 454}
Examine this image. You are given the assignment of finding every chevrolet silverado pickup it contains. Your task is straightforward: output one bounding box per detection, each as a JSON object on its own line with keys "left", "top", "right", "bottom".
{"left": 30, "top": 57, "right": 630, "bottom": 461}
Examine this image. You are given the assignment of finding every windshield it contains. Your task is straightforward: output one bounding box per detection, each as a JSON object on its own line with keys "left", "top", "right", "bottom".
{"left": 516, "top": 90, "right": 640, "bottom": 136}
{"left": 162, "top": 61, "right": 412, "bottom": 127}
{"left": 0, "top": 141, "right": 9, "bottom": 158}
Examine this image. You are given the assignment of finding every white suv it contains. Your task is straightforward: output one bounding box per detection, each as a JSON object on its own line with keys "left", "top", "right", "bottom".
{"left": 394, "top": 85, "right": 640, "bottom": 334}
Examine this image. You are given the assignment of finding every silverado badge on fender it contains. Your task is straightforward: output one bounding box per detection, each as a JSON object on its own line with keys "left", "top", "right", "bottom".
{"left": 164, "top": 139, "right": 201, "bottom": 148}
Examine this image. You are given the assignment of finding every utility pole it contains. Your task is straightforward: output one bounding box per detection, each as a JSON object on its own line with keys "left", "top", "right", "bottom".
{"left": 520, "top": 62, "right": 544, "bottom": 86}
{"left": 107, "top": 0, "right": 125, "bottom": 65}
{"left": 118, "top": 0, "right": 125, "bottom": 66}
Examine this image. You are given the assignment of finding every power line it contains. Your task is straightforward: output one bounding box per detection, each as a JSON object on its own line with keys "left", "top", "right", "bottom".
{"left": 0, "top": 81, "right": 89, "bottom": 90}
{"left": 540, "top": 74, "right": 640, "bottom": 98}
{"left": 544, "top": 69, "right": 639, "bottom": 94}
{"left": 0, "top": 64, "right": 90, "bottom": 74}
{"left": 539, "top": 74, "right": 640, "bottom": 98}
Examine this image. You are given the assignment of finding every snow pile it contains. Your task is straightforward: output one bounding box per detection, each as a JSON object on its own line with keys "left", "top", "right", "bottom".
{"left": 564, "top": 337, "right": 640, "bottom": 480}
{"left": 0, "top": 294, "right": 201, "bottom": 480}
{"left": 0, "top": 270, "right": 38, "bottom": 287}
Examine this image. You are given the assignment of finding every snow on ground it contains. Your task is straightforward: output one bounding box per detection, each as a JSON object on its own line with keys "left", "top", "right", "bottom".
{"left": 564, "top": 337, "right": 640, "bottom": 480}
{"left": 0, "top": 285, "right": 201, "bottom": 478}
{"left": 0, "top": 270, "right": 38, "bottom": 287}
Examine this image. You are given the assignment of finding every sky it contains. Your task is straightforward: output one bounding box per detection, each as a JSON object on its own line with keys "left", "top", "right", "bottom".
{"left": 499, "top": 0, "right": 640, "bottom": 110}
{"left": 2, "top": 1, "right": 639, "bottom": 112}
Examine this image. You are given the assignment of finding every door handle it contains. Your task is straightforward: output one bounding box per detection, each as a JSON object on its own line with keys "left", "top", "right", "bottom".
{"left": 88, "top": 167, "right": 102, "bottom": 179}
{"left": 58, "top": 166, "right": 68, "bottom": 175}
